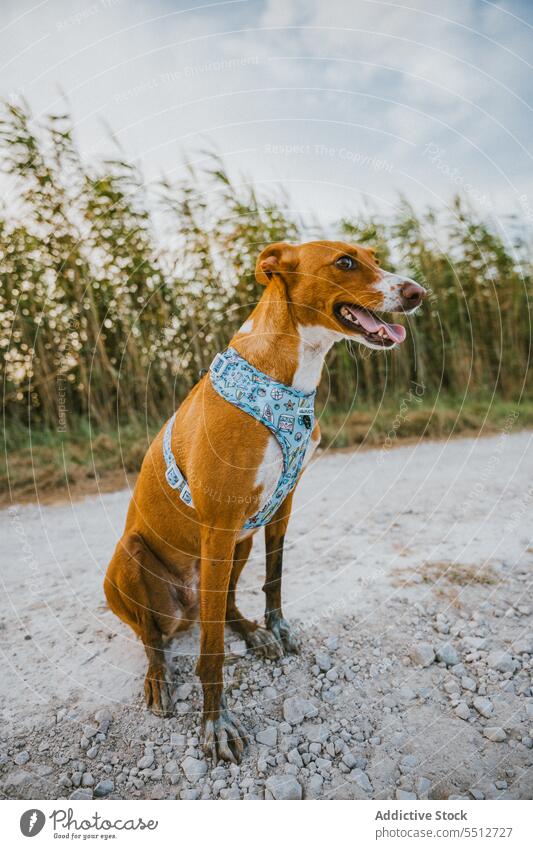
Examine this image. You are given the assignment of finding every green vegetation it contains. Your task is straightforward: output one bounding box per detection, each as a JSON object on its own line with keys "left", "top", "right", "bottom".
{"left": 1, "top": 102, "right": 531, "bottom": 501}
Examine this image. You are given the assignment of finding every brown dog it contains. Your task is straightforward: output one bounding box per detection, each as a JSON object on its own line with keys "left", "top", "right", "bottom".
{"left": 104, "top": 240, "right": 426, "bottom": 762}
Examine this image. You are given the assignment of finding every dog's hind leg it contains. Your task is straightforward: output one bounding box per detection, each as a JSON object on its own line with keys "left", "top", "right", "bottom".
{"left": 263, "top": 491, "right": 300, "bottom": 654}
{"left": 225, "top": 537, "right": 283, "bottom": 659}
{"left": 104, "top": 532, "right": 182, "bottom": 717}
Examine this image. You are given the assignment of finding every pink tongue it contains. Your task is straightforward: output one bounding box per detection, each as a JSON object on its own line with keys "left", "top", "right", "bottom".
{"left": 351, "top": 307, "right": 406, "bottom": 344}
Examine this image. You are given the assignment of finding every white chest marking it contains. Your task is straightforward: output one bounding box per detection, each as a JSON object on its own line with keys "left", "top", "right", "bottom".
{"left": 292, "top": 324, "right": 339, "bottom": 393}
{"left": 238, "top": 318, "right": 254, "bottom": 334}
{"left": 237, "top": 436, "right": 282, "bottom": 541}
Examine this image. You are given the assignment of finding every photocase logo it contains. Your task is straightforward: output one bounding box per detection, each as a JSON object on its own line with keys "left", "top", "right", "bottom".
{"left": 20, "top": 809, "right": 46, "bottom": 837}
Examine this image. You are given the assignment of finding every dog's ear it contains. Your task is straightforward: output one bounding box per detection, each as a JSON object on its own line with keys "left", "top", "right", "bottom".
{"left": 255, "top": 243, "right": 298, "bottom": 286}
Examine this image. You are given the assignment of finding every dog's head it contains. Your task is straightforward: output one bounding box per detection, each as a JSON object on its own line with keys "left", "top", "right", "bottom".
{"left": 256, "top": 240, "right": 426, "bottom": 350}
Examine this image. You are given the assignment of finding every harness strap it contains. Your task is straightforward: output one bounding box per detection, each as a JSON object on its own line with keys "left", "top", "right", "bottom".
{"left": 162, "top": 413, "right": 194, "bottom": 507}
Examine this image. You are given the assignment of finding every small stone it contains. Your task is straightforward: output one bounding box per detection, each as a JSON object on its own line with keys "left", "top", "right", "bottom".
{"left": 229, "top": 640, "right": 248, "bottom": 657}
{"left": 473, "top": 697, "right": 494, "bottom": 718}
{"left": 138, "top": 753, "right": 155, "bottom": 769}
{"left": 455, "top": 702, "right": 471, "bottom": 720}
{"left": 487, "top": 651, "right": 517, "bottom": 674}
{"left": 416, "top": 776, "right": 431, "bottom": 797}
{"left": 307, "top": 774, "right": 324, "bottom": 798}
{"left": 94, "top": 779, "right": 114, "bottom": 797}
{"left": 461, "top": 676, "right": 477, "bottom": 692}
{"left": 70, "top": 789, "right": 93, "bottom": 800}
{"left": 349, "top": 768, "right": 373, "bottom": 794}
{"left": 95, "top": 709, "right": 113, "bottom": 723}
{"left": 305, "top": 724, "right": 330, "bottom": 744}
{"left": 81, "top": 772, "right": 94, "bottom": 787}
{"left": 396, "top": 789, "right": 417, "bottom": 800}
{"left": 436, "top": 643, "right": 460, "bottom": 666}
{"left": 180, "top": 789, "right": 200, "bottom": 800}
{"left": 256, "top": 727, "right": 278, "bottom": 748}
{"left": 170, "top": 733, "right": 186, "bottom": 747}
{"left": 182, "top": 756, "right": 207, "bottom": 782}
{"left": 484, "top": 727, "right": 507, "bottom": 742}
{"left": 265, "top": 774, "right": 302, "bottom": 800}
{"left": 410, "top": 643, "right": 435, "bottom": 667}
{"left": 283, "top": 696, "right": 319, "bottom": 725}
{"left": 14, "top": 751, "right": 30, "bottom": 766}
{"left": 175, "top": 684, "right": 193, "bottom": 701}
{"left": 315, "top": 651, "right": 332, "bottom": 672}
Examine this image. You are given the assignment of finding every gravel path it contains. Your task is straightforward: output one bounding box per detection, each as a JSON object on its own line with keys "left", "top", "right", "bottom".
{"left": 2, "top": 431, "right": 533, "bottom": 800}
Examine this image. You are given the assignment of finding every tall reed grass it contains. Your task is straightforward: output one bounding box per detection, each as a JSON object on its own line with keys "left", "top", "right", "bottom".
{"left": 1, "top": 102, "right": 531, "bottom": 437}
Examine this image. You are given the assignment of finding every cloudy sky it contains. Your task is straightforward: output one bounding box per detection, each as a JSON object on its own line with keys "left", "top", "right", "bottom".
{"left": 1, "top": 0, "right": 532, "bottom": 228}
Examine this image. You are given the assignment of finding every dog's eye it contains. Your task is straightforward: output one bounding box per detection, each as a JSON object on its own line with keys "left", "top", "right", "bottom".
{"left": 335, "top": 255, "right": 357, "bottom": 271}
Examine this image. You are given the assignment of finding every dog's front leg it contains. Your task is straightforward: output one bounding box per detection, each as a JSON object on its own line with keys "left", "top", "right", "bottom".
{"left": 197, "top": 527, "right": 249, "bottom": 764}
{"left": 263, "top": 492, "right": 300, "bottom": 654}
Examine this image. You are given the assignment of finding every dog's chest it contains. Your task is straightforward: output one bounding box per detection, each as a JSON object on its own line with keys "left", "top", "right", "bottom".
{"left": 237, "top": 432, "right": 319, "bottom": 541}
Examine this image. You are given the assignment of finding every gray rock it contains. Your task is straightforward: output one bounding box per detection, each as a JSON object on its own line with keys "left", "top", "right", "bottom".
{"left": 342, "top": 752, "right": 357, "bottom": 769}
{"left": 4, "top": 770, "right": 32, "bottom": 789}
{"left": 487, "top": 651, "right": 517, "bottom": 674}
{"left": 396, "top": 789, "right": 417, "bottom": 800}
{"left": 81, "top": 772, "right": 94, "bottom": 787}
{"left": 410, "top": 643, "right": 435, "bottom": 667}
{"left": 513, "top": 637, "right": 533, "bottom": 655}
{"left": 229, "top": 640, "right": 248, "bottom": 657}
{"left": 436, "top": 643, "right": 460, "bottom": 666}
{"left": 473, "top": 697, "right": 494, "bottom": 718}
{"left": 461, "top": 676, "right": 477, "bottom": 692}
{"left": 484, "top": 727, "right": 507, "bottom": 742}
{"left": 170, "top": 733, "right": 186, "bottom": 747}
{"left": 307, "top": 774, "right": 324, "bottom": 798}
{"left": 265, "top": 774, "right": 302, "bottom": 800}
{"left": 455, "top": 702, "right": 471, "bottom": 720}
{"left": 70, "top": 789, "right": 93, "bottom": 800}
{"left": 256, "top": 727, "right": 278, "bottom": 748}
{"left": 94, "top": 779, "right": 114, "bottom": 797}
{"left": 182, "top": 756, "right": 207, "bottom": 782}
{"left": 349, "top": 768, "right": 373, "bottom": 794}
{"left": 305, "top": 724, "right": 330, "bottom": 744}
{"left": 14, "top": 751, "right": 30, "bottom": 766}
{"left": 175, "top": 684, "right": 193, "bottom": 701}
{"left": 95, "top": 708, "right": 113, "bottom": 723}
{"left": 138, "top": 753, "right": 155, "bottom": 769}
{"left": 180, "top": 789, "right": 200, "bottom": 800}
{"left": 283, "top": 696, "right": 318, "bottom": 725}
{"left": 315, "top": 651, "right": 332, "bottom": 672}
{"left": 416, "top": 776, "right": 431, "bottom": 797}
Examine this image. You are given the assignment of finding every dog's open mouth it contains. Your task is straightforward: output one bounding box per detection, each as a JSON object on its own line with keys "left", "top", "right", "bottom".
{"left": 334, "top": 303, "right": 406, "bottom": 347}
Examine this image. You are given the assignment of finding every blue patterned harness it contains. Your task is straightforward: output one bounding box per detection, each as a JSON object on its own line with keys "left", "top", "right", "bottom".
{"left": 163, "top": 347, "right": 316, "bottom": 529}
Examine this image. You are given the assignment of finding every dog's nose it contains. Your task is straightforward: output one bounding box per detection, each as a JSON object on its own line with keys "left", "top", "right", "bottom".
{"left": 400, "top": 280, "right": 426, "bottom": 310}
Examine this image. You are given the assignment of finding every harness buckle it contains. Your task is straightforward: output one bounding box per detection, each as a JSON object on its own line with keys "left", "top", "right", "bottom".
{"left": 210, "top": 352, "right": 230, "bottom": 378}
{"left": 165, "top": 464, "right": 181, "bottom": 489}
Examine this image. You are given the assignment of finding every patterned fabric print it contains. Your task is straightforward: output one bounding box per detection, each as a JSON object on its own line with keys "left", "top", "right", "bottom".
{"left": 162, "top": 412, "right": 194, "bottom": 507}
{"left": 209, "top": 347, "right": 316, "bottom": 529}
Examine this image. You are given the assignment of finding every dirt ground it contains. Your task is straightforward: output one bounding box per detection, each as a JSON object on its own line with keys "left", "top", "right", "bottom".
{"left": 1, "top": 431, "right": 533, "bottom": 800}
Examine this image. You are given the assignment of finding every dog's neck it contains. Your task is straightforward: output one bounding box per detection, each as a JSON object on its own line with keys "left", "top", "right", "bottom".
{"left": 230, "top": 286, "right": 337, "bottom": 393}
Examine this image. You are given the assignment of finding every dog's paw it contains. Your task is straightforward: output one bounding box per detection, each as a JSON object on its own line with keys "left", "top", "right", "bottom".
{"left": 266, "top": 615, "right": 300, "bottom": 654}
{"left": 244, "top": 626, "right": 285, "bottom": 660}
{"left": 144, "top": 666, "right": 174, "bottom": 717}
{"left": 203, "top": 708, "right": 249, "bottom": 764}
